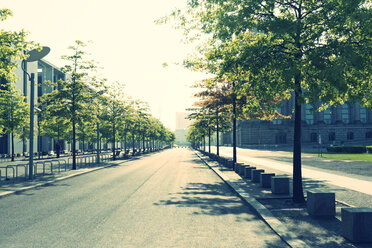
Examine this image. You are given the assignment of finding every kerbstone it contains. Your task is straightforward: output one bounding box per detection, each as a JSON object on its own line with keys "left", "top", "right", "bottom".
{"left": 342, "top": 207, "right": 372, "bottom": 243}
{"left": 244, "top": 166, "right": 256, "bottom": 179}
{"left": 251, "top": 169, "right": 265, "bottom": 183}
{"left": 260, "top": 173, "right": 275, "bottom": 188}
{"left": 271, "top": 176, "right": 290, "bottom": 194}
{"left": 307, "top": 190, "right": 335, "bottom": 218}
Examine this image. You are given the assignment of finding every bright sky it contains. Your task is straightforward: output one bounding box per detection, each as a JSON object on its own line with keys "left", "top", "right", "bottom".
{"left": 1, "top": 0, "right": 208, "bottom": 130}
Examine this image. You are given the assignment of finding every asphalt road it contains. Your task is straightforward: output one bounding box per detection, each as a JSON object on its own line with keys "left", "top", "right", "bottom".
{"left": 0, "top": 148, "right": 287, "bottom": 248}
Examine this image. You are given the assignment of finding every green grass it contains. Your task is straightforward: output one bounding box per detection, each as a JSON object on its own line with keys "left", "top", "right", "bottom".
{"left": 304, "top": 153, "right": 372, "bottom": 163}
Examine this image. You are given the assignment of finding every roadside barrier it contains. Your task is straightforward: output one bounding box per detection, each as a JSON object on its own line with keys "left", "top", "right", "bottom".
{"left": 0, "top": 150, "right": 161, "bottom": 184}
{"left": 44, "top": 161, "right": 53, "bottom": 174}
{"left": 34, "top": 161, "right": 45, "bottom": 176}
{"left": 51, "top": 160, "right": 62, "bottom": 172}
{"left": 15, "top": 164, "right": 28, "bottom": 179}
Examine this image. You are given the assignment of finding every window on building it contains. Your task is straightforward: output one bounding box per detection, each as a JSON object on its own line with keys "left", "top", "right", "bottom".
{"left": 347, "top": 132, "right": 354, "bottom": 140}
{"left": 272, "top": 107, "right": 282, "bottom": 125}
{"left": 305, "top": 105, "right": 314, "bottom": 125}
{"left": 323, "top": 107, "right": 332, "bottom": 124}
{"left": 366, "top": 131, "right": 372, "bottom": 139}
{"left": 329, "top": 132, "right": 336, "bottom": 141}
{"left": 342, "top": 104, "right": 350, "bottom": 124}
{"left": 275, "top": 133, "right": 287, "bottom": 144}
{"left": 310, "top": 133, "right": 318, "bottom": 143}
{"left": 360, "top": 106, "right": 367, "bottom": 123}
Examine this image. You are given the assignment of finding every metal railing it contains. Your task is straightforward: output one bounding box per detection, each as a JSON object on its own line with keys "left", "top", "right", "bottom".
{"left": 0, "top": 149, "right": 160, "bottom": 183}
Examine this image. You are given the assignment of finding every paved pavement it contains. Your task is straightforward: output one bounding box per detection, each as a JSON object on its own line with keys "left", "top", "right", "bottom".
{"left": 195, "top": 149, "right": 372, "bottom": 248}
{"left": 207, "top": 146, "right": 372, "bottom": 208}
{"left": 0, "top": 148, "right": 287, "bottom": 248}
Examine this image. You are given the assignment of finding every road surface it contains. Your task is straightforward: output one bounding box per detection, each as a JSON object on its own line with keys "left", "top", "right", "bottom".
{"left": 0, "top": 148, "right": 287, "bottom": 248}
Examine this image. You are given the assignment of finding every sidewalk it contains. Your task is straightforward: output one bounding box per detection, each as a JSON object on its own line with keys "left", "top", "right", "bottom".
{"left": 0, "top": 156, "right": 131, "bottom": 198}
{"left": 210, "top": 146, "right": 372, "bottom": 208}
{"left": 195, "top": 151, "right": 371, "bottom": 248}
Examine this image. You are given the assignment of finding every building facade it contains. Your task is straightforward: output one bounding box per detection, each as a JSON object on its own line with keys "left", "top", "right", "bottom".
{"left": 174, "top": 112, "right": 192, "bottom": 146}
{"left": 222, "top": 99, "right": 372, "bottom": 148}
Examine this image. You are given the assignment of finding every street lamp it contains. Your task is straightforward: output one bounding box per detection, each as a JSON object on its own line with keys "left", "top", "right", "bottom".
{"left": 22, "top": 46, "right": 50, "bottom": 179}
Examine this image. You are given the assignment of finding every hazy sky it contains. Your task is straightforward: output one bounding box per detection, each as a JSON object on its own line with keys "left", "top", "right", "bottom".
{"left": 1, "top": 0, "right": 208, "bottom": 130}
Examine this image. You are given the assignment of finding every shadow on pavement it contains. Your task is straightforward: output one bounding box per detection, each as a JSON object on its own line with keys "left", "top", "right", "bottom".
{"left": 154, "top": 181, "right": 290, "bottom": 247}
{"left": 154, "top": 182, "right": 259, "bottom": 218}
{"left": 259, "top": 198, "right": 370, "bottom": 248}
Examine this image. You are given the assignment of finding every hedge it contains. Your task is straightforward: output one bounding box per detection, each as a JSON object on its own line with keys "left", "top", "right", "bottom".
{"left": 367, "top": 146, "right": 372, "bottom": 154}
{"left": 326, "top": 146, "right": 368, "bottom": 154}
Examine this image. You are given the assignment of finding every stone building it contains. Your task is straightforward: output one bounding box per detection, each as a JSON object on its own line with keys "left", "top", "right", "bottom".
{"left": 222, "top": 98, "right": 372, "bottom": 148}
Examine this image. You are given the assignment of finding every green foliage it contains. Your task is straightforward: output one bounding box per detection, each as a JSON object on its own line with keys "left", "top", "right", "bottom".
{"left": 367, "top": 146, "right": 372, "bottom": 154}
{"left": 163, "top": 0, "right": 371, "bottom": 203}
{"left": 0, "top": 83, "right": 29, "bottom": 137}
{"left": 1, "top": 8, "right": 37, "bottom": 83}
{"left": 0, "top": 83, "right": 29, "bottom": 160}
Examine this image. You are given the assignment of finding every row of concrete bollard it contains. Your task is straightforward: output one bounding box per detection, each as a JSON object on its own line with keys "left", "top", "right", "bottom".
{"left": 233, "top": 162, "right": 290, "bottom": 194}
{"left": 203, "top": 151, "right": 372, "bottom": 244}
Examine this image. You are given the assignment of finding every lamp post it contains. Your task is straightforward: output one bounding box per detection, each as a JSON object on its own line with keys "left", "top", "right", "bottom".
{"left": 22, "top": 47, "right": 50, "bottom": 179}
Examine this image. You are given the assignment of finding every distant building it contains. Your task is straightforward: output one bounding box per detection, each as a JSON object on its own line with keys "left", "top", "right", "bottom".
{"left": 174, "top": 112, "right": 192, "bottom": 146}
{"left": 175, "top": 112, "right": 192, "bottom": 130}
{"left": 221, "top": 98, "right": 372, "bottom": 148}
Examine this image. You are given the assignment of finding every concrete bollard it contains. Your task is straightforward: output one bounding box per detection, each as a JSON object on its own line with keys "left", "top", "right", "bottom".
{"left": 260, "top": 173, "right": 275, "bottom": 188}
{"left": 241, "top": 165, "right": 250, "bottom": 176}
{"left": 307, "top": 190, "right": 335, "bottom": 218}
{"left": 251, "top": 169, "right": 265, "bottom": 183}
{"left": 218, "top": 157, "right": 227, "bottom": 165}
{"left": 226, "top": 160, "right": 234, "bottom": 169}
{"left": 239, "top": 164, "right": 249, "bottom": 176}
{"left": 233, "top": 163, "right": 239, "bottom": 173}
{"left": 342, "top": 207, "right": 372, "bottom": 243}
{"left": 244, "top": 166, "right": 256, "bottom": 179}
{"left": 235, "top": 163, "right": 244, "bottom": 174}
{"left": 271, "top": 176, "right": 290, "bottom": 194}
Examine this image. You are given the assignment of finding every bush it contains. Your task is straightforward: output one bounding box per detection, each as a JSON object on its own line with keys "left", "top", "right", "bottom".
{"left": 326, "top": 145, "right": 367, "bottom": 153}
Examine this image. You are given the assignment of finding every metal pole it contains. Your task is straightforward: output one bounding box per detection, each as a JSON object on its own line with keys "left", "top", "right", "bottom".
{"left": 232, "top": 81, "right": 237, "bottom": 163}
{"left": 96, "top": 116, "right": 100, "bottom": 164}
{"left": 29, "top": 73, "right": 35, "bottom": 179}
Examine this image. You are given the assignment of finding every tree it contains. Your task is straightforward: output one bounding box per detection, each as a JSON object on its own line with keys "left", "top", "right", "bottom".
{"left": 164, "top": 0, "right": 371, "bottom": 203}
{"left": 41, "top": 40, "right": 97, "bottom": 169}
{"left": 0, "top": 8, "right": 35, "bottom": 83}
{"left": 100, "top": 82, "right": 127, "bottom": 160}
{"left": 191, "top": 78, "right": 234, "bottom": 157}
{"left": 1, "top": 8, "right": 36, "bottom": 159}
{"left": 0, "top": 84, "right": 29, "bottom": 161}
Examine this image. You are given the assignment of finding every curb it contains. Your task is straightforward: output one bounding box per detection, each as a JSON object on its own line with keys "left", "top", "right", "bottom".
{"left": 0, "top": 157, "right": 135, "bottom": 199}
{"left": 195, "top": 151, "right": 309, "bottom": 248}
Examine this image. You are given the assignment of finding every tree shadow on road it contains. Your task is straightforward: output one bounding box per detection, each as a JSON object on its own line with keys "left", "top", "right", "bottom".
{"left": 154, "top": 182, "right": 260, "bottom": 217}
{"left": 153, "top": 181, "right": 290, "bottom": 247}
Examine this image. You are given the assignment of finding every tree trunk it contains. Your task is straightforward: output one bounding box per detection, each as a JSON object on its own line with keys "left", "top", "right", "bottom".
{"left": 124, "top": 129, "right": 127, "bottom": 153}
{"left": 112, "top": 122, "right": 116, "bottom": 160}
{"left": 208, "top": 127, "right": 211, "bottom": 153}
{"left": 132, "top": 135, "right": 135, "bottom": 156}
{"left": 293, "top": 79, "right": 305, "bottom": 203}
{"left": 203, "top": 135, "right": 206, "bottom": 152}
{"left": 96, "top": 120, "right": 100, "bottom": 164}
{"left": 216, "top": 108, "right": 219, "bottom": 157}
{"left": 232, "top": 82, "right": 237, "bottom": 163}
{"left": 72, "top": 118, "right": 76, "bottom": 170}
{"left": 142, "top": 134, "right": 145, "bottom": 152}
{"left": 11, "top": 132, "right": 15, "bottom": 162}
